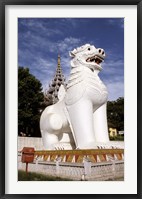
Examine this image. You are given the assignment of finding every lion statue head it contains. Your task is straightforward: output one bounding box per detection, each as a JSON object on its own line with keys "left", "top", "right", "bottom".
{"left": 69, "top": 44, "right": 105, "bottom": 72}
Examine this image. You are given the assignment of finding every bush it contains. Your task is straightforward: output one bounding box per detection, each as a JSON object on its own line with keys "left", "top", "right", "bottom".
{"left": 109, "top": 135, "right": 124, "bottom": 141}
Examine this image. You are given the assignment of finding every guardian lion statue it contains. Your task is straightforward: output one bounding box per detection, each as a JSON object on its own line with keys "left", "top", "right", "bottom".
{"left": 40, "top": 44, "right": 110, "bottom": 150}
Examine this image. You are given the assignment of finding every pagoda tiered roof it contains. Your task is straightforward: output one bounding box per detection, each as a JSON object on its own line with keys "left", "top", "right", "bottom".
{"left": 44, "top": 55, "right": 66, "bottom": 106}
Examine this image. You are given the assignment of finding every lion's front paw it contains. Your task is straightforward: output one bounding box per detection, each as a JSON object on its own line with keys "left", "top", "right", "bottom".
{"left": 53, "top": 143, "right": 65, "bottom": 150}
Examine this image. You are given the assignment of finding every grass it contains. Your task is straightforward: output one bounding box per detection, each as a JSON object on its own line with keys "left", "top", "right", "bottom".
{"left": 18, "top": 170, "right": 72, "bottom": 181}
{"left": 18, "top": 170, "right": 123, "bottom": 181}
{"left": 106, "top": 177, "right": 124, "bottom": 181}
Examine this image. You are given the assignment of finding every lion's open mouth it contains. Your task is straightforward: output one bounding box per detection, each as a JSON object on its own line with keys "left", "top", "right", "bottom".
{"left": 86, "top": 55, "right": 103, "bottom": 65}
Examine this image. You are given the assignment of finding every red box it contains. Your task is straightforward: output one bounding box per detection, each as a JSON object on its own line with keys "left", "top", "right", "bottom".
{"left": 21, "top": 147, "right": 35, "bottom": 163}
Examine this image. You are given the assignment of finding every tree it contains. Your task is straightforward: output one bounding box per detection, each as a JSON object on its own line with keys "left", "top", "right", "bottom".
{"left": 18, "top": 67, "right": 44, "bottom": 137}
{"left": 107, "top": 97, "right": 124, "bottom": 131}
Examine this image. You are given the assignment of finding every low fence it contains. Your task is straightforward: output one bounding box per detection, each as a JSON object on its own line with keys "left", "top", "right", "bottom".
{"left": 18, "top": 158, "right": 124, "bottom": 181}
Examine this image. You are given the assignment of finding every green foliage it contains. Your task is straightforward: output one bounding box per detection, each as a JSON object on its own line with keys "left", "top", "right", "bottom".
{"left": 18, "top": 170, "right": 72, "bottom": 181}
{"left": 109, "top": 135, "right": 124, "bottom": 141}
{"left": 107, "top": 97, "right": 124, "bottom": 131}
{"left": 18, "top": 67, "right": 44, "bottom": 137}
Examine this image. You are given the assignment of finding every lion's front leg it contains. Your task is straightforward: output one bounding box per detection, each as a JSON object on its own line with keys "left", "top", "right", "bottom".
{"left": 67, "top": 98, "right": 97, "bottom": 149}
{"left": 41, "top": 132, "right": 59, "bottom": 150}
{"left": 40, "top": 112, "right": 63, "bottom": 150}
{"left": 93, "top": 103, "right": 109, "bottom": 143}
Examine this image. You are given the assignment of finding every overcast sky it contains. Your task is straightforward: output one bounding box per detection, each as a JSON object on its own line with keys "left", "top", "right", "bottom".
{"left": 18, "top": 18, "right": 124, "bottom": 101}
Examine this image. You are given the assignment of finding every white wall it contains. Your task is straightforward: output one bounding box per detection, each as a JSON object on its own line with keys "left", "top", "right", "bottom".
{"left": 18, "top": 137, "right": 44, "bottom": 151}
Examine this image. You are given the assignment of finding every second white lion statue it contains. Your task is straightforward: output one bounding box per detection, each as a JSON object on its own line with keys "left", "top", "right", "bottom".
{"left": 40, "top": 44, "right": 110, "bottom": 150}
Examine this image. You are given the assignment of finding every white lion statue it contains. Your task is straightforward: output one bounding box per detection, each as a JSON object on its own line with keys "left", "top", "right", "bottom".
{"left": 40, "top": 44, "right": 110, "bottom": 150}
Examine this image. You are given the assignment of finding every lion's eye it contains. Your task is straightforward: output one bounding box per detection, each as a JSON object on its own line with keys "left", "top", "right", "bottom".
{"left": 88, "top": 48, "right": 90, "bottom": 50}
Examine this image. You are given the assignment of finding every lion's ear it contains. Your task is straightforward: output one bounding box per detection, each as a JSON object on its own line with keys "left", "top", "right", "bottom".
{"left": 69, "top": 51, "right": 75, "bottom": 58}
